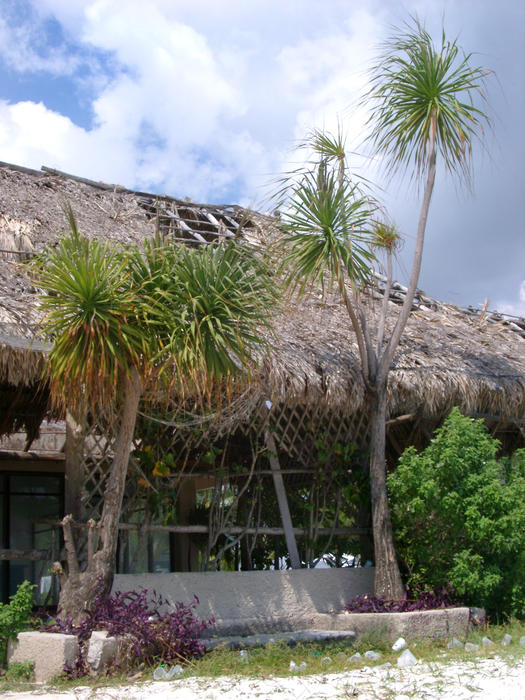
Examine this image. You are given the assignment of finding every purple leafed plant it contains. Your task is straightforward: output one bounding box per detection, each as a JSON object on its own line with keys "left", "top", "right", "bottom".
{"left": 36, "top": 583, "right": 214, "bottom": 677}
{"left": 345, "top": 589, "right": 457, "bottom": 613}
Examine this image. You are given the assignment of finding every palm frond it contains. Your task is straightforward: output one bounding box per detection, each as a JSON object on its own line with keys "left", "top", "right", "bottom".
{"left": 30, "top": 224, "right": 146, "bottom": 412}
{"left": 279, "top": 163, "right": 376, "bottom": 292}
{"left": 364, "top": 17, "right": 492, "bottom": 184}
{"left": 131, "top": 238, "right": 279, "bottom": 402}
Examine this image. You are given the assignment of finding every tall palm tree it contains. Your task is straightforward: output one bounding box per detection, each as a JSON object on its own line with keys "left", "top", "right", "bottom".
{"left": 32, "top": 215, "right": 277, "bottom": 621}
{"left": 278, "top": 19, "right": 491, "bottom": 599}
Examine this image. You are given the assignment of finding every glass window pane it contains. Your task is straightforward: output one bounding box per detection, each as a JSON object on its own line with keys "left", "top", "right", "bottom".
{"left": 10, "top": 495, "right": 60, "bottom": 550}
{"left": 152, "top": 532, "right": 170, "bottom": 573}
{"left": 10, "top": 475, "right": 62, "bottom": 495}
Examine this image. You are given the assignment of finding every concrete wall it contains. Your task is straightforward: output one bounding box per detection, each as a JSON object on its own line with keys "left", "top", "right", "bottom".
{"left": 113, "top": 568, "right": 375, "bottom": 636}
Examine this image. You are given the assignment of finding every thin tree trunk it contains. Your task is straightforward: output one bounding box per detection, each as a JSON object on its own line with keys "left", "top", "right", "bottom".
{"left": 379, "top": 115, "right": 437, "bottom": 377}
{"left": 366, "top": 116, "right": 437, "bottom": 600}
{"left": 57, "top": 368, "right": 142, "bottom": 622}
{"left": 368, "top": 384, "right": 404, "bottom": 599}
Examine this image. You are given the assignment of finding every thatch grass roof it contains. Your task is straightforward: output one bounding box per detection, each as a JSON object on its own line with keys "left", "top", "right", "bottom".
{"left": 0, "top": 161, "right": 524, "bottom": 426}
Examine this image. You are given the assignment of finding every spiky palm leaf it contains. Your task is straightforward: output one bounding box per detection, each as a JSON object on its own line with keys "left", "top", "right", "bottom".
{"left": 131, "top": 238, "right": 278, "bottom": 398}
{"left": 31, "top": 217, "right": 146, "bottom": 412}
{"left": 364, "top": 18, "right": 491, "bottom": 183}
{"left": 32, "top": 216, "right": 278, "bottom": 412}
{"left": 280, "top": 155, "right": 376, "bottom": 292}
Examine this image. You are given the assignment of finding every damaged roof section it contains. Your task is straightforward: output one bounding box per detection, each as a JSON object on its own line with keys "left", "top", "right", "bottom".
{"left": 0, "top": 161, "right": 523, "bottom": 430}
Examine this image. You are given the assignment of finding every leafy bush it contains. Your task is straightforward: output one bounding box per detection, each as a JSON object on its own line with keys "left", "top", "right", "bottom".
{"left": 345, "top": 590, "right": 456, "bottom": 613}
{"left": 0, "top": 581, "right": 34, "bottom": 665}
{"left": 39, "top": 585, "right": 213, "bottom": 677}
{"left": 4, "top": 660, "right": 34, "bottom": 681}
{"left": 388, "top": 408, "right": 525, "bottom": 617}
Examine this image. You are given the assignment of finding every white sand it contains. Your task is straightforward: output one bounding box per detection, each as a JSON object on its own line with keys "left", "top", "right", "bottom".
{"left": 3, "top": 656, "right": 525, "bottom": 699}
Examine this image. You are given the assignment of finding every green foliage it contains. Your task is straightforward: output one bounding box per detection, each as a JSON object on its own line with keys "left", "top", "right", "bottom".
{"left": 0, "top": 581, "right": 34, "bottom": 665}
{"left": 364, "top": 17, "right": 492, "bottom": 183}
{"left": 30, "top": 208, "right": 145, "bottom": 412}
{"left": 131, "top": 237, "right": 279, "bottom": 390}
{"left": 5, "top": 661, "right": 34, "bottom": 681}
{"left": 388, "top": 408, "right": 525, "bottom": 616}
{"left": 31, "top": 214, "right": 278, "bottom": 414}
{"left": 276, "top": 130, "right": 376, "bottom": 293}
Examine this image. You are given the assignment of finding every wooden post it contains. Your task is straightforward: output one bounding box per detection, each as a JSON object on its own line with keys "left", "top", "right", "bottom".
{"left": 264, "top": 430, "right": 301, "bottom": 569}
{"left": 173, "top": 479, "right": 198, "bottom": 571}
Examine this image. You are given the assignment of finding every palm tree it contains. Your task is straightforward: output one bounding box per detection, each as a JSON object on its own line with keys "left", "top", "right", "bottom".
{"left": 32, "top": 214, "right": 277, "bottom": 621}
{"left": 278, "top": 19, "right": 491, "bottom": 599}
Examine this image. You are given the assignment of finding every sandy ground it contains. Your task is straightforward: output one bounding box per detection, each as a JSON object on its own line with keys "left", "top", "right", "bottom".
{"left": 2, "top": 656, "right": 525, "bottom": 699}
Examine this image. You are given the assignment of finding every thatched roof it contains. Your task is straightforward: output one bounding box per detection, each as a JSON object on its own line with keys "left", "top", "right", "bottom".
{"left": 0, "top": 161, "right": 524, "bottom": 427}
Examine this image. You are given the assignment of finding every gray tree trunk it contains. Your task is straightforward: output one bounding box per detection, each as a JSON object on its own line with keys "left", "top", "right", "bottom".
{"left": 368, "top": 384, "right": 404, "bottom": 599}
{"left": 57, "top": 368, "right": 142, "bottom": 623}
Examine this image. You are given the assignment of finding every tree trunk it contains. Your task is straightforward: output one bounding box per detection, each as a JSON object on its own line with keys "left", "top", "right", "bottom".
{"left": 57, "top": 368, "right": 142, "bottom": 623}
{"left": 368, "top": 384, "right": 405, "bottom": 599}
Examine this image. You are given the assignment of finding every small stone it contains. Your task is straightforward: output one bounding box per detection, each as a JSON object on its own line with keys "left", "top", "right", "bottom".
{"left": 520, "top": 636, "right": 525, "bottom": 647}
{"left": 501, "top": 634, "right": 512, "bottom": 647}
{"left": 335, "top": 651, "right": 347, "bottom": 662}
{"left": 290, "top": 660, "right": 306, "bottom": 672}
{"left": 364, "top": 650, "right": 381, "bottom": 661}
{"left": 447, "top": 637, "right": 464, "bottom": 650}
{"left": 87, "top": 630, "right": 119, "bottom": 672}
{"left": 377, "top": 662, "right": 392, "bottom": 670}
{"left": 392, "top": 637, "right": 406, "bottom": 652}
{"left": 482, "top": 636, "right": 495, "bottom": 648}
{"left": 239, "top": 650, "right": 248, "bottom": 663}
{"left": 320, "top": 656, "right": 332, "bottom": 664}
{"left": 153, "top": 666, "right": 168, "bottom": 680}
{"left": 164, "top": 665, "right": 183, "bottom": 679}
{"left": 397, "top": 649, "right": 418, "bottom": 668}
{"left": 465, "top": 642, "right": 479, "bottom": 652}
{"left": 348, "top": 653, "right": 362, "bottom": 663}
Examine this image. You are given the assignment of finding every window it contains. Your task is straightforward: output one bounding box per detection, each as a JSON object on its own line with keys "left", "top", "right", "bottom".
{"left": 0, "top": 473, "right": 63, "bottom": 604}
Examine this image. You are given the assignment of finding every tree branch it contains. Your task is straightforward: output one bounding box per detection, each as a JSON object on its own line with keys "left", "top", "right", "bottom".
{"left": 61, "top": 514, "right": 79, "bottom": 576}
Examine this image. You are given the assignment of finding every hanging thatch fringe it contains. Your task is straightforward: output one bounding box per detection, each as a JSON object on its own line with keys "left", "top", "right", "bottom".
{"left": 0, "top": 161, "right": 524, "bottom": 429}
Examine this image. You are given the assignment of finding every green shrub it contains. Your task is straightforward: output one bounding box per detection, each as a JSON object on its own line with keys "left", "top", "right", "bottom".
{"left": 0, "top": 581, "right": 34, "bottom": 665}
{"left": 387, "top": 408, "right": 525, "bottom": 617}
{"left": 5, "top": 660, "right": 34, "bottom": 681}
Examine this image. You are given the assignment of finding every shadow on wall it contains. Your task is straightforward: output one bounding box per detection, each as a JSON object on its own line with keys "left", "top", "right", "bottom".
{"left": 113, "top": 568, "right": 375, "bottom": 635}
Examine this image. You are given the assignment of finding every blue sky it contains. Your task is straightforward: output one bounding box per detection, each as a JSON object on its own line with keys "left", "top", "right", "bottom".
{"left": 0, "top": 0, "right": 523, "bottom": 315}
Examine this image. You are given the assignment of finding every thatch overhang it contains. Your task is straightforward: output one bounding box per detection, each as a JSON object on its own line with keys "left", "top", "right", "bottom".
{"left": 266, "top": 287, "right": 525, "bottom": 421}
{"left": 0, "top": 161, "right": 524, "bottom": 437}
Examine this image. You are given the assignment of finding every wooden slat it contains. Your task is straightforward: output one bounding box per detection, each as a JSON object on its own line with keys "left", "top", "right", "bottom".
{"left": 0, "top": 549, "right": 49, "bottom": 561}
{"left": 41, "top": 520, "right": 369, "bottom": 537}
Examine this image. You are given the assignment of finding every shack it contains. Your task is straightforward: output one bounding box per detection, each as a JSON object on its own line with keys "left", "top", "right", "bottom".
{"left": 1, "top": 162, "right": 524, "bottom": 604}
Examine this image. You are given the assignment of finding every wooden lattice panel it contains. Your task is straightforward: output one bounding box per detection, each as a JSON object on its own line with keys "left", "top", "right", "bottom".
{"left": 266, "top": 404, "right": 369, "bottom": 467}
{"left": 133, "top": 402, "right": 370, "bottom": 476}
{"left": 80, "top": 419, "right": 116, "bottom": 518}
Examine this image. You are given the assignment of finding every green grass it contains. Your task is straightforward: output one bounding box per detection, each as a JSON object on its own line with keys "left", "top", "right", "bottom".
{"left": 190, "top": 619, "right": 525, "bottom": 679}
{"left": 0, "top": 619, "right": 523, "bottom": 693}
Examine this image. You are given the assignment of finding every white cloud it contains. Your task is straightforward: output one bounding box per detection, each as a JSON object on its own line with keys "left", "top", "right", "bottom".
{"left": 0, "top": 0, "right": 385, "bottom": 203}
{"left": 0, "top": 15, "right": 82, "bottom": 75}
{"left": 497, "top": 281, "right": 525, "bottom": 318}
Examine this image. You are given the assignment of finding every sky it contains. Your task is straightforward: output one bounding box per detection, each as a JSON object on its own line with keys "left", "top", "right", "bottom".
{"left": 0, "top": 0, "right": 523, "bottom": 316}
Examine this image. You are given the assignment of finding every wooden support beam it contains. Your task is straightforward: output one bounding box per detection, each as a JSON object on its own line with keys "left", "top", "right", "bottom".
{"left": 118, "top": 524, "right": 371, "bottom": 537}
{"left": 385, "top": 413, "right": 417, "bottom": 427}
{"left": 264, "top": 430, "right": 301, "bottom": 569}
{"left": 0, "top": 549, "right": 50, "bottom": 561}
{"left": 41, "top": 520, "right": 370, "bottom": 537}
